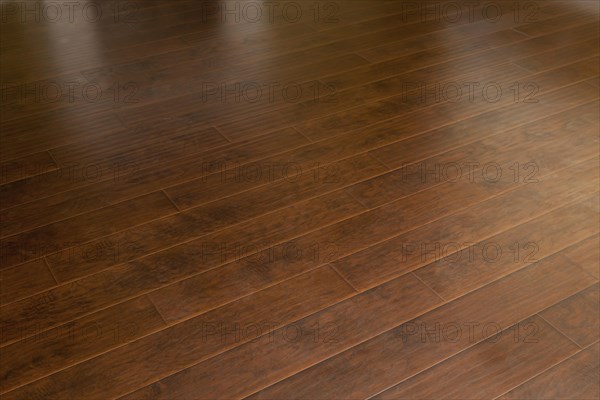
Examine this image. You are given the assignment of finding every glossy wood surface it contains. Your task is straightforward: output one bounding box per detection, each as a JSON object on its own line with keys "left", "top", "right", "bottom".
{"left": 1, "top": 0, "right": 598, "bottom": 398}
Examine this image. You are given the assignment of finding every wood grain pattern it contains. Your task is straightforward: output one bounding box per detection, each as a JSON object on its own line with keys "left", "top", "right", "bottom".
{"left": 334, "top": 158, "right": 599, "bottom": 291}
{"left": 0, "top": 295, "right": 165, "bottom": 393}
{"left": 217, "top": 13, "right": 599, "bottom": 141}
{"left": 164, "top": 107, "right": 452, "bottom": 209}
{"left": 514, "top": 37, "right": 600, "bottom": 73}
{"left": 369, "top": 77, "right": 599, "bottom": 172}
{"left": 414, "top": 195, "right": 600, "bottom": 300}
{"left": 151, "top": 125, "right": 599, "bottom": 322}
{"left": 0, "top": 191, "right": 177, "bottom": 267}
{"left": 125, "top": 244, "right": 597, "bottom": 400}
{"left": 3, "top": 266, "right": 359, "bottom": 399}
{"left": 0, "top": 152, "right": 57, "bottom": 186}
{"left": 561, "top": 234, "right": 600, "bottom": 280}
{"left": 588, "top": 76, "right": 600, "bottom": 88}
{"left": 499, "top": 341, "right": 600, "bottom": 399}
{"left": 297, "top": 35, "right": 598, "bottom": 142}
{"left": 0, "top": 191, "right": 364, "bottom": 346}
{"left": 0, "top": 127, "right": 304, "bottom": 211}
{"left": 244, "top": 249, "right": 597, "bottom": 400}
{"left": 540, "top": 283, "right": 600, "bottom": 348}
{"left": 0, "top": 259, "right": 56, "bottom": 306}
{"left": 355, "top": 94, "right": 599, "bottom": 204}
{"left": 1, "top": 0, "right": 598, "bottom": 398}
{"left": 372, "top": 315, "right": 579, "bottom": 400}
{"left": 358, "top": 2, "right": 587, "bottom": 63}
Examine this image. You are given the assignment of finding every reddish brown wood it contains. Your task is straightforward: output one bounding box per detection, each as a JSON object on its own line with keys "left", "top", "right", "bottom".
{"left": 499, "top": 341, "right": 600, "bottom": 399}
{"left": 1, "top": 1, "right": 598, "bottom": 398}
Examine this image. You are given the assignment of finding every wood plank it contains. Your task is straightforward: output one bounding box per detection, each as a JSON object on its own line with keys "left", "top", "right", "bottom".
{"left": 93, "top": 52, "right": 363, "bottom": 120}
{"left": 0, "top": 125, "right": 228, "bottom": 234}
{"left": 423, "top": 53, "right": 599, "bottom": 121}
{"left": 2, "top": 1, "right": 598, "bottom": 397}
{"left": 2, "top": 265, "right": 359, "bottom": 399}
{"left": 4, "top": 79, "right": 592, "bottom": 358}
{"left": 414, "top": 196, "right": 600, "bottom": 300}
{"left": 73, "top": 16, "right": 304, "bottom": 87}
{"left": 189, "top": 2, "right": 581, "bottom": 80}
{"left": 0, "top": 191, "right": 364, "bottom": 346}
{"left": 142, "top": 105, "right": 597, "bottom": 311}
{"left": 89, "top": 107, "right": 596, "bottom": 313}
{"left": 2, "top": 57, "right": 596, "bottom": 252}
{"left": 514, "top": 36, "right": 600, "bottom": 73}
{"left": 2, "top": 73, "right": 93, "bottom": 122}
{"left": 5, "top": 73, "right": 321, "bottom": 133}
{"left": 164, "top": 108, "right": 452, "bottom": 209}
{"left": 1, "top": 34, "right": 191, "bottom": 83}
{"left": 372, "top": 315, "right": 579, "bottom": 400}
{"left": 118, "top": 243, "right": 598, "bottom": 400}
{"left": 353, "top": 15, "right": 598, "bottom": 88}
{"left": 588, "top": 76, "right": 600, "bottom": 88}
{"left": 0, "top": 192, "right": 177, "bottom": 268}
{"left": 335, "top": 158, "right": 599, "bottom": 291}
{"left": 358, "top": 96, "right": 599, "bottom": 206}
{"left": 216, "top": 16, "right": 598, "bottom": 141}
{"left": 2, "top": 3, "right": 584, "bottom": 162}
{"left": 167, "top": 60, "right": 598, "bottom": 210}
{"left": 561, "top": 234, "right": 600, "bottom": 280}
{"left": 0, "top": 127, "right": 305, "bottom": 210}
{"left": 115, "top": 6, "right": 481, "bottom": 128}
{"left": 0, "top": 259, "right": 55, "bottom": 306}
{"left": 358, "top": 2, "right": 586, "bottom": 62}
{"left": 498, "top": 341, "right": 600, "bottom": 399}
{"left": 91, "top": 53, "right": 368, "bottom": 111}
{"left": 298, "top": 35, "right": 599, "bottom": 141}
{"left": 0, "top": 110, "right": 125, "bottom": 161}
{"left": 539, "top": 283, "right": 600, "bottom": 348}
{"left": 0, "top": 296, "right": 165, "bottom": 393}
{"left": 172, "top": 2, "right": 487, "bottom": 74}
{"left": 149, "top": 155, "right": 389, "bottom": 321}
{"left": 151, "top": 116, "right": 599, "bottom": 322}
{"left": 514, "top": 3, "right": 598, "bottom": 37}
{"left": 106, "top": 0, "right": 559, "bottom": 83}
{"left": 0, "top": 2, "right": 200, "bottom": 56}
{"left": 0, "top": 152, "right": 57, "bottom": 186}
{"left": 315, "top": 29, "right": 529, "bottom": 93}
{"left": 3, "top": 1, "right": 335, "bottom": 83}
{"left": 369, "top": 69, "right": 599, "bottom": 171}
{"left": 49, "top": 126, "right": 228, "bottom": 175}
{"left": 43, "top": 152, "right": 374, "bottom": 282}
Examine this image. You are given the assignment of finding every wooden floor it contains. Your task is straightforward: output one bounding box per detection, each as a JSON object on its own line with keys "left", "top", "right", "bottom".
{"left": 1, "top": 0, "right": 599, "bottom": 398}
